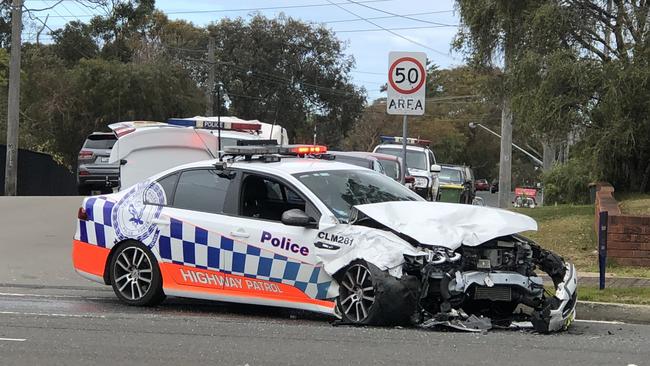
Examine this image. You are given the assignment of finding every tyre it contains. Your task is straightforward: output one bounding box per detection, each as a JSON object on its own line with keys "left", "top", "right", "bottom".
{"left": 109, "top": 241, "right": 165, "bottom": 306}
{"left": 336, "top": 260, "right": 419, "bottom": 325}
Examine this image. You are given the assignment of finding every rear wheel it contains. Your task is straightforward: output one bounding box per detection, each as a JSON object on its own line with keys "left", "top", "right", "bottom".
{"left": 109, "top": 241, "right": 165, "bottom": 306}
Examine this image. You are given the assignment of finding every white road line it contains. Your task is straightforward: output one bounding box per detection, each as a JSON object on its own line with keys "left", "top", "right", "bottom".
{"left": 0, "top": 292, "right": 107, "bottom": 300}
{"left": 0, "top": 337, "right": 26, "bottom": 342}
{"left": 0, "top": 311, "right": 106, "bottom": 319}
{"left": 575, "top": 319, "right": 625, "bottom": 325}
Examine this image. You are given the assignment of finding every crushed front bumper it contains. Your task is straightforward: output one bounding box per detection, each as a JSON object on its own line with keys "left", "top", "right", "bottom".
{"left": 532, "top": 263, "right": 578, "bottom": 333}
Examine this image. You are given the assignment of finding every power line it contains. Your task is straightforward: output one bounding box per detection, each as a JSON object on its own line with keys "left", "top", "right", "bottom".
{"left": 321, "top": 9, "right": 454, "bottom": 24}
{"left": 346, "top": 0, "right": 456, "bottom": 27}
{"left": 42, "top": 0, "right": 393, "bottom": 18}
{"left": 337, "top": 24, "right": 454, "bottom": 33}
{"left": 324, "top": 0, "right": 453, "bottom": 58}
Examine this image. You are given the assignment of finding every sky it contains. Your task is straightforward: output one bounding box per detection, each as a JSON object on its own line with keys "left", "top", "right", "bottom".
{"left": 23, "top": 0, "right": 464, "bottom": 101}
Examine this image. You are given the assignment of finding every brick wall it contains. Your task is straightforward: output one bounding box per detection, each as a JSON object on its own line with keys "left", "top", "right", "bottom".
{"left": 595, "top": 183, "right": 650, "bottom": 266}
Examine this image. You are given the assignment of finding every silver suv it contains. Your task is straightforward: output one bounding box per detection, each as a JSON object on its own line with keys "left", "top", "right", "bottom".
{"left": 76, "top": 132, "right": 119, "bottom": 195}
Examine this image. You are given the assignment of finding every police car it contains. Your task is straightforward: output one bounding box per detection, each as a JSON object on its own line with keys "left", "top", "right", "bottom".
{"left": 72, "top": 144, "right": 577, "bottom": 332}
{"left": 373, "top": 136, "right": 441, "bottom": 201}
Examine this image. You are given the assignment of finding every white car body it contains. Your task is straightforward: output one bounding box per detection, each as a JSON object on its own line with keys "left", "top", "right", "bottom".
{"left": 72, "top": 154, "right": 576, "bottom": 332}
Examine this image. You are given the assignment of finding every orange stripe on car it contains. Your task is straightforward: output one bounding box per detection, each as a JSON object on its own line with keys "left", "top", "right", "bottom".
{"left": 72, "top": 240, "right": 110, "bottom": 277}
{"left": 159, "top": 263, "right": 334, "bottom": 309}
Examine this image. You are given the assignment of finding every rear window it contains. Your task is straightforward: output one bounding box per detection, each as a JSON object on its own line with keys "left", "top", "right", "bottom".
{"left": 84, "top": 134, "right": 117, "bottom": 149}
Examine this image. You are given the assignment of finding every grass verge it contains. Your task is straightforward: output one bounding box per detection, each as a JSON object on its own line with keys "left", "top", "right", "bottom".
{"left": 511, "top": 204, "right": 650, "bottom": 278}
{"left": 615, "top": 192, "right": 650, "bottom": 216}
{"left": 578, "top": 286, "right": 650, "bottom": 305}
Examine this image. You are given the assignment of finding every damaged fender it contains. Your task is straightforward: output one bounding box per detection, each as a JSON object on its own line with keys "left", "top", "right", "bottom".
{"left": 313, "top": 224, "right": 425, "bottom": 278}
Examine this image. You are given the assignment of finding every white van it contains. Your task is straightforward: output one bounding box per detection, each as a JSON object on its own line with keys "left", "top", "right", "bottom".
{"left": 108, "top": 117, "right": 288, "bottom": 190}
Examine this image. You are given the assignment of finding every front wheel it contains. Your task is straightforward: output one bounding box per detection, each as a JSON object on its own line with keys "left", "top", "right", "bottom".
{"left": 336, "top": 260, "right": 419, "bottom": 325}
{"left": 337, "top": 261, "right": 379, "bottom": 324}
{"left": 109, "top": 241, "right": 165, "bottom": 306}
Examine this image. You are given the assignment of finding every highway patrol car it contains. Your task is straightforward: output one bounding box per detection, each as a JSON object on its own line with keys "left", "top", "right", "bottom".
{"left": 72, "top": 144, "right": 577, "bottom": 332}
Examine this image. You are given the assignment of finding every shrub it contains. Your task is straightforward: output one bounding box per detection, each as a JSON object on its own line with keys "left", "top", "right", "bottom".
{"left": 543, "top": 158, "right": 593, "bottom": 204}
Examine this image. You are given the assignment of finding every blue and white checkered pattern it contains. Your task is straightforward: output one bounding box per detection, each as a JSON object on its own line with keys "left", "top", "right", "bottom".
{"left": 157, "top": 218, "right": 335, "bottom": 300}
{"left": 77, "top": 197, "right": 116, "bottom": 249}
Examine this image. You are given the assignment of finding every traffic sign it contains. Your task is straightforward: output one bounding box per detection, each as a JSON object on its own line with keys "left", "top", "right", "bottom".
{"left": 386, "top": 51, "right": 427, "bottom": 115}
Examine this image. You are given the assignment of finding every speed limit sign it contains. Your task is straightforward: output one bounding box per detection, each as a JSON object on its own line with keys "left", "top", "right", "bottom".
{"left": 387, "top": 51, "right": 427, "bottom": 115}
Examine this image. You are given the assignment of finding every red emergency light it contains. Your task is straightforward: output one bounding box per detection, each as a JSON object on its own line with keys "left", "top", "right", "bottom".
{"left": 290, "top": 145, "right": 328, "bottom": 154}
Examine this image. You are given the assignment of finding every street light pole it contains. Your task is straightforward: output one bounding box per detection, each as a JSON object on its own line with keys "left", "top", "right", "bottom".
{"left": 469, "top": 122, "right": 543, "bottom": 166}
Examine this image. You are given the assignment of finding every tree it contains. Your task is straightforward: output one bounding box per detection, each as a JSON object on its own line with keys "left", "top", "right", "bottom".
{"left": 454, "top": 0, "right": 540, "bottom": 206}
{"left": 20, "top": 55, "right": 203, "bottom": 166}
{"left": 51, "top": 21, "right": 98, "bottom": 66}
{"left": 160, "top": 15, "right": 366, "bottom": 145}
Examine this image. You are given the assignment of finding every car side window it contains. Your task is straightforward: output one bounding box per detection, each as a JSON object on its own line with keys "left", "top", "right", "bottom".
{"left": 144, "top": 173, "right": 179, "bottom": 206}
{"left": 172, "top": 169, "right": 232, "bottom": 214}
{"left": 427, "top": 150, "right": 436, "bottom": 166}
{"left": 240, "top": 174, "right": 319, "bottom": 222}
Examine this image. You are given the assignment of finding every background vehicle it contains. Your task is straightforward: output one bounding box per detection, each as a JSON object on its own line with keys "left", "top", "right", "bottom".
{"left": 490, "top": 180, "right": 499, "bottom": 193}
{"left": 318, "top": 151, "right": 411, "bottom": 184}
{"left": 109, "top": 117, "right": 287, "bottom": 190}
{"left": 475, "top": 179, "right": 490, "bottom": 191}
{"left": 373, "top": 136, "right": 441, "bottom": 201}
{"left": 77, "top": 132, "right": 119, "bottom": 195}
{"left": 437, "top": 164, "right": 475, "bottom": 204}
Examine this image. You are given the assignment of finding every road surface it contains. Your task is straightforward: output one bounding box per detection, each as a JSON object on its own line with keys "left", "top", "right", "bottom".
{"left": 0, "top": 196, "right": 647, "bottom": 366}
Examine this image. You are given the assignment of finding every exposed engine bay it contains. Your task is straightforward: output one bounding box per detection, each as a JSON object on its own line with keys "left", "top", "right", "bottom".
{"left": 319, "top": 201, "right": 577, "bottom": 333}
{"left": 401, "top": 235, "right": 577, "bottom": 332}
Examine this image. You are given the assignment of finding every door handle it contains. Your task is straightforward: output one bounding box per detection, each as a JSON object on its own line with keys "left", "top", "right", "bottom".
{"left": 152, "top": 218, "right": 169, "bottom": 226}
{"left": 230, "top": 229, "right": 250, "bottom": 238}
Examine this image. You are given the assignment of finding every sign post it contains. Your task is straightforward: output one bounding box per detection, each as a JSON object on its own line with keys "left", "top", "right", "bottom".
{"left": 386, "top": 51, "right": 427, "bottom": 183}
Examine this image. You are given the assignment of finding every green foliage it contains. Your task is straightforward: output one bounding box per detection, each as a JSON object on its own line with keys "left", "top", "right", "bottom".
{"left": 21, "top": 56, "right": 203, "bottom": 167}
{"left": 11, "top": 6, "right": 363, "bottom": 170}
{"left": 542, "top": 157, "right": 593, "bottom": 204}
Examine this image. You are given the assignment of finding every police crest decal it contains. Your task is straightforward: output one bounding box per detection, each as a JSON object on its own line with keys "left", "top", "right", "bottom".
{"left": 112, "top": 181, "right": 165, "bottom": 248}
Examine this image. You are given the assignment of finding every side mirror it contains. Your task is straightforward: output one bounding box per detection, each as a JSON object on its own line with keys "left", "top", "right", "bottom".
{"left": 430, "top": 164, "right": 441, "bottom": 173}
{"left": 281, "top": 209, "right": 316, "bottom": 227}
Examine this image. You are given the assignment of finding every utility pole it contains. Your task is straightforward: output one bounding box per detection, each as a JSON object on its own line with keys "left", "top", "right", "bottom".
{"left": 498, "top": 93, "right": 513, "bottom": 208}
{"left": 206, "top": 37, "right": 215, "bottom": 117}
{"left": 4, "top": 0, "right": 23, "bottom": 196}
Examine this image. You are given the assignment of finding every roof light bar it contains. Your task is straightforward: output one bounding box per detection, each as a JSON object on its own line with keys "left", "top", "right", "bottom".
{"left": 380, "top": 135, "right": 431, "bottom": 146}
{"left": 167, "top": 117, "right": 262, "bottom": 132}
{"left": 223, "top": 144, "right": 327, "bottom": 157}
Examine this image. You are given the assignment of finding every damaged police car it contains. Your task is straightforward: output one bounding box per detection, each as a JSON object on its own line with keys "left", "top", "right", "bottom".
{"left": 72, "top": 144, "right": 576, "bottom": 333}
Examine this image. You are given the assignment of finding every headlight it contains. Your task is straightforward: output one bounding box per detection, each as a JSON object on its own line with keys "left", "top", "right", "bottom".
{"left": 413, "top": 177, "right": 429, "bottom": 188}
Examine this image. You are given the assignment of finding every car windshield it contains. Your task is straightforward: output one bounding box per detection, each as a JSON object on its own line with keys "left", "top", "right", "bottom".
{"left": 439, "top": 167, "right": 463, "bottom": 184}
{"left": 293, "top": 169, "right": 422, "bottom": 222}
{"left": 378, "top": 159, "right": 400, "bottom": 181}
{"left": 374, "top": 147, "right": 427, "bottom": 171}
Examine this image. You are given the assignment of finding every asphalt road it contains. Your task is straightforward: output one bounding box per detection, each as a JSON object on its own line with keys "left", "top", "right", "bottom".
{"left": 0, "top": 196, "right": 648, "bottom": 366}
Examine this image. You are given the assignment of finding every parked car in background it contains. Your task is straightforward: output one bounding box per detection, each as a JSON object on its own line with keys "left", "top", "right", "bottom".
{"left": 373, "top": 136, "right": 441, "bottom": 201}
{"left": 490, "top": 180, "right": 499, "bottom": 193}
{"left": 77, "top": 132, "right": 119, "bottom": 195}
{"left": 318, "top": 151, "right": 410, "bottom": 183}
{"left": 475, "top": 179, "right": 490, "bottom": 191}
{"left": 437, "top": 164, "right": 474, "bottom": 204}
